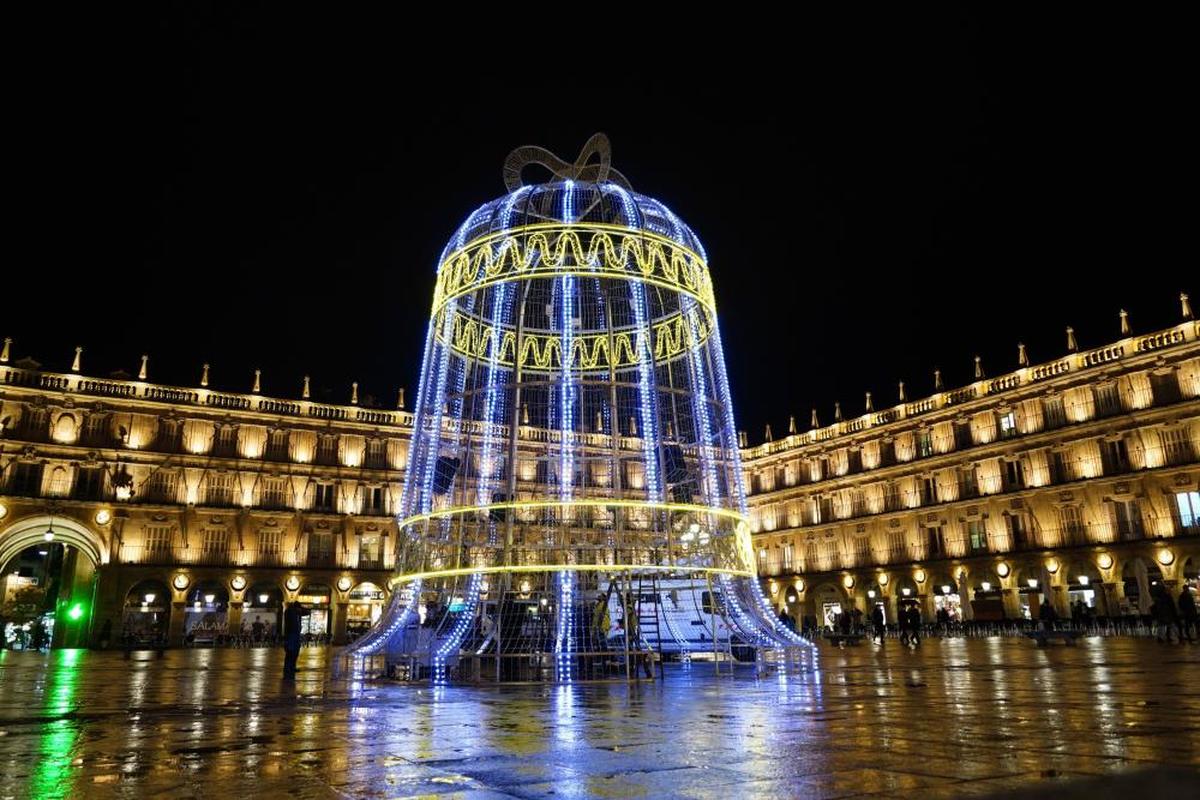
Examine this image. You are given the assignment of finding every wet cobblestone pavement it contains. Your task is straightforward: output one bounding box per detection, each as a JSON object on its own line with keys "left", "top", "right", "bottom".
{"left": 1, "top": 639, "right": 1198, "bottom": 799}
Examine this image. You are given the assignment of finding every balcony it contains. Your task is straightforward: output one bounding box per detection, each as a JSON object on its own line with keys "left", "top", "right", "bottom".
{"left": 306, "top": 551, "right": 337, "bottom": 569}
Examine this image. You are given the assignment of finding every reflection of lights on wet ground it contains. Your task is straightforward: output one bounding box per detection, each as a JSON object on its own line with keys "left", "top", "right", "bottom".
{"left": 30, "top": 650, "right": 83, "bottom": 800}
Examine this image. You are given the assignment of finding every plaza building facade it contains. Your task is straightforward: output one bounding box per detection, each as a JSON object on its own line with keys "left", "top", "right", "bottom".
{"left": 2, "top": 302, "right": 1198, "bottom": 650}
{"left": 0, "top": 343, "right": 650, "bottom": 650}
{"left": 0, "top": 344, "right": 416, "bottom": 648}
{"left": 742, "top": 308, "right": 1200, "bottom": 628}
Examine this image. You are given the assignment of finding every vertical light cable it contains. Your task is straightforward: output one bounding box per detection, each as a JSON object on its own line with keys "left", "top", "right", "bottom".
{"left": 554, "top": 181, "right": 577, "bottom": 682}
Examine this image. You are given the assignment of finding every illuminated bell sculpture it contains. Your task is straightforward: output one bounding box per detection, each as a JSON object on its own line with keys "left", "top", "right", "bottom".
{"left": 346, "top": 135, "right": 807, "bottom": 682}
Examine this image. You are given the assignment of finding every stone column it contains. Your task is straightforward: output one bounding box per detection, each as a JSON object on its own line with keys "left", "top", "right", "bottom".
{"left": 90, "top": 564, "right": 125, "bottom": 649}
{"left": 168, "top": 601, "right": 187, "bottom": 646}
{"left": 332, "top": 601, "right": 349, "bottom": 645}
{"left": 1000, "top": 587, "right": 1021, "bottom": 620}
{"left": 884, "top": 592, "right": 899, "bottom": 625}
{"left": 227, "top": 601, "right": 244, "bottom": 635}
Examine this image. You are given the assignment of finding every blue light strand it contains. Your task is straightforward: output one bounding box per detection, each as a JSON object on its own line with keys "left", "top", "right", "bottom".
{"left": 432, "top": 573, "right": 483, "bottom": 684}
{"left": 628, "top": 280, "right": 661, "bottom": 501}
{"left": 345, "top": 578, "right": 423, "bottom": 658}
{"left": 419, "top": 295, "right": 463, "bottom": 514}
{"left": 554, "top": 570, "right": 575, "bottom": 683}
{"left": 552, "top": 182, "right": 579, "bottom": 681}
{"left": 707, "top": 319, "right": 810, "bottom": 649}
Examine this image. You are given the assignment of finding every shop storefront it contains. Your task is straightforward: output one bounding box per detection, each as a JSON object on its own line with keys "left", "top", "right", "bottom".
{"left": 184, "top": 581, "right": 229, "bottom": 645}
{"left": 1120, "top": 558, "right": 1163, "bottom": 617}
{"left": 968, "top": 571, "right": 1004, "bottom": 620}
{"left": 242, "top": 584, "right": 283, "bottom": 642}
{"left": 122, "top": 579, "right": 171, "bottom": 645}
{"left": 933, "top": 579, "right": 962, "bottom": 621}
{"left": 297, "top": 584, "right": 331, "bottom": 638}
{"left": 865, "top": 582, "right": 886, "bottom": 623}
{"left": 346, "top": 582, "right": 385, "bottom": 642}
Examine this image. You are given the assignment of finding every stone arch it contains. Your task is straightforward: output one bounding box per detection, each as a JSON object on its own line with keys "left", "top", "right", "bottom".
{"left": 807, "top": 581, "right": 847, "bottom": 628}
{"left": 1121, "top": 556, "right": 1162, "bottom": 615}
{"left": 0, "top": 513, "right": 107, "bottom": 570}
{"left": 1182, "top": 555, "right": 1197, "bottom": 583}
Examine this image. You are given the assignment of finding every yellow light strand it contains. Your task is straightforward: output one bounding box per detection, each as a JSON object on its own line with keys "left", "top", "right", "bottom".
{"left": 432, "top": 223, "right": 715, "bottom": 317}
{"left": 433, "top": 303, "right": 713, "bottom": 372}
{"left": 387, "top": 562, "right": 756, "bottom": 590}
{"left": 398, "top": 498, "right": 747, "bottom": 529}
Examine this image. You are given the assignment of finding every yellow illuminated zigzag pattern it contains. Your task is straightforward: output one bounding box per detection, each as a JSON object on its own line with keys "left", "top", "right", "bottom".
{"left": 432, "top": 223, "right": 715, "bottom": 315}
{"left": 433, "top": 304, "right": 714, "bottom": 371}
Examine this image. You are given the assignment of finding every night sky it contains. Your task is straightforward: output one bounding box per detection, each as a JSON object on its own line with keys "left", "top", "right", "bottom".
{"left": 8, "top": 9, "right": 1191, "bottom": 444}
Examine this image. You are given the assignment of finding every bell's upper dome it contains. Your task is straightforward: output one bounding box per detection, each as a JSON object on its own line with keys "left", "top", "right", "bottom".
{"left": 440, "top": 181, "right": 706, "bottom": 266}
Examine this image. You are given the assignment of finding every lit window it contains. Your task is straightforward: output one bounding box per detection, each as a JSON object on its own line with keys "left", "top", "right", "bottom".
{"left": 999, "top": 411, "right": 1017, "bottom": 438}
{"left": 1177, "top": 491, "right": 1200, "bottom": 528}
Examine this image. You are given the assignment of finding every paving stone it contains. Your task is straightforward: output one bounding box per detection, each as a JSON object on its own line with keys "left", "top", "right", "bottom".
{"left": 0, "top": 638, "right": 1198, "bottom": 798}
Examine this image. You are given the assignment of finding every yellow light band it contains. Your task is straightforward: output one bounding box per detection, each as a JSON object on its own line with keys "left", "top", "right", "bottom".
{"left": 433, "top": 223, "right": 715, "bottom": 317}
{"left": 387, "top": 562, "right": 755, "bottom": 590}
{"left": 398, "top": 499, "right": 748, "bottom": 530}
{"left": 434, "top": 302, "right": 713, "bottom": 372}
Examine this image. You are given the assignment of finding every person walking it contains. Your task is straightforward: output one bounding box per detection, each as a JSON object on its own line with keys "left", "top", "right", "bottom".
{"left": 870, "top": 603, "right": 885, "bottom": 645}
{"left": 1151, "top": 583, "right": 1181, "bottom": 644}
{"left": 906, "top": 604, "right": 922, "bottom": 646}
{"left": 282, "top": 601, "right": 310, "bottom": 680}
{"left": 897, "top": 602, "right": 911, "bottom": 646}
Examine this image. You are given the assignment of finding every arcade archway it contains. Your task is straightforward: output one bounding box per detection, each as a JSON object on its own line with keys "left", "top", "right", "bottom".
{"left": 0, "top": 515, "right": 104, "bottom": 650}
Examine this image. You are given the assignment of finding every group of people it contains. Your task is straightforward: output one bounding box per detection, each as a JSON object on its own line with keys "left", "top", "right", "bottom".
{"left": 1150, "top": 582, "right": 1198, "bottom": 644}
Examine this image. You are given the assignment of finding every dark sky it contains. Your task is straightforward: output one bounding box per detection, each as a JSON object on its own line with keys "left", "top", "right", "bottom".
{"left": 8, "top": 9, "right": 1192, "bottom": 443}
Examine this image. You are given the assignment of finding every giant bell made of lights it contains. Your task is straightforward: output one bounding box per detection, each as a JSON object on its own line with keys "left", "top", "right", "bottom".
{"left": 345, "top": 135, "right": 808, "bottom": 682}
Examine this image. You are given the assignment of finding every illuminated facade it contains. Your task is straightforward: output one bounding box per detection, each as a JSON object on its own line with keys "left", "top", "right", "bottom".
{"left": 0, "top": 347, "right": 410, "bottom": 648}
{"left": 345, "top": 135, "right": 802, "bottom": 681}
{"left": 743, "top": 310, "right": 1200, "bottom": 628}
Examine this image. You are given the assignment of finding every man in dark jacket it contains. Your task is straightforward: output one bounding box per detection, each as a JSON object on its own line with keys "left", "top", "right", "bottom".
{"left": 1179, "top": 586, "right": 1198, "bottom": 643}
{"left": 870, "top": 603, "right": 886, "bottom": 645}
{"left": 1151, "top": 583, "right": 1180, "bottom": 644}
{"left": 282, "top": 601, "right": 310, "bottom": 680}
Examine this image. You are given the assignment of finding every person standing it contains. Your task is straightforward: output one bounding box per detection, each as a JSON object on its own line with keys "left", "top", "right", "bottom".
{"left": 282, "top": 601, "right": 310, "bottom": 680}
{"left": 1178, "top": 585, "right": 1198, "bottom": 643}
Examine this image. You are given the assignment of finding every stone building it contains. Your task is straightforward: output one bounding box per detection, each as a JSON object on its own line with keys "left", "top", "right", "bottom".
{"left": 742, "top": 302, "right": 1200, "bottom": 628}
{"left": 3, "top": 296, "right": 1197, "bottom": 648}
